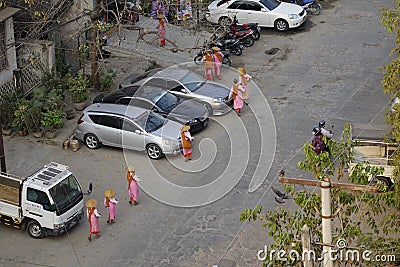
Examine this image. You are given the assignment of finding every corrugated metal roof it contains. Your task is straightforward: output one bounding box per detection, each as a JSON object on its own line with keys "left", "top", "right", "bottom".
{"left": 0, "top": 7, "right": 20, "bottom": 22}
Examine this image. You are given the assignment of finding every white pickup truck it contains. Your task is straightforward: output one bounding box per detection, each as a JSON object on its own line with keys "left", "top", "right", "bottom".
{"left": 0, "top": 162, "right": 91, "bottom": 238}
{"left": 349, "top": 139, "right": 398, "bottom": 187}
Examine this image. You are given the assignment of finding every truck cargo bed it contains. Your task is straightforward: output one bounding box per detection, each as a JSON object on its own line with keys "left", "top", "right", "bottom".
{"left": 0, "top": 184, "right": 19, "bottom": 205}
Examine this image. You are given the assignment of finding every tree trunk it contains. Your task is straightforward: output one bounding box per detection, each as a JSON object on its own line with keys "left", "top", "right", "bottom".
{"left": 90, "top": 27, "right": 100, "bottom": 90}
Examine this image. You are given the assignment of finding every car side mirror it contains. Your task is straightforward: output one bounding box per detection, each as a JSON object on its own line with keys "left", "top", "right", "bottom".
{"left": 135, "top": 129, "right": 142, "bottom": 135}
{"left": 181, "top": 88, "right": 187, "bottom": 93}
{"left": 49, "top": 203, "right": 57, "bottom": 211}
{"left": 261, "top": 8, "right": 267, "bottom": 12}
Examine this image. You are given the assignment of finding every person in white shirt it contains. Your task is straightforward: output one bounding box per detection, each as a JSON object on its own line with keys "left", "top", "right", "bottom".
{"left": 319, "top": 120, "right": 333, "bottom": 139}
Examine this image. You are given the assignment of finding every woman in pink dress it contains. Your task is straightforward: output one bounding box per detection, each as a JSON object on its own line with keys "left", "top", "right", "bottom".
{"left": 212, "top": 46, "right": 223, "bottom": 80}
{"left": 86, "top": 199, "right": 101, "bottom": 241}
{"left": 229, "top": 79, "right": 245, "bottom": 115}
{"left": 157, "top": 16, "right": 166, "bottom": 47}
{"left": 127, "top": 166, "right": 141, "bottom": 205}
{"left": 104, "top": 189, "right": 118, "bottom": 224}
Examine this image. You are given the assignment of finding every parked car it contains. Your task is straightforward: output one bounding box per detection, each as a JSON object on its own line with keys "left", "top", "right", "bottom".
{"left": 93, "top": 85, "right": 209, "bottom": 133}
{"left": 75, "top": 103, "right": 182, "bottom": 160}
{"left": 119, "top": 68, "right": 164, "bottom": 89}
{"left": 120, "top": 67, "right": 233, "bottom": 116}
{"left": 205, "top": 0, "right": 307, "bottom": 31}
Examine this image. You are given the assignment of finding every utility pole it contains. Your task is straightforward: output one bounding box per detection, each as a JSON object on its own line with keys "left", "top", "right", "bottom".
{"left": 278, "top": 174, "right": 378, "bottom": 267}
{"left": 301, "top": 225, "right": 313, "bottom": 267}
{"left": 0, "top": 127, "right": 6, "bottom": 173}
{"left": 320, "top": 179, "right": 333, "bottom": 267}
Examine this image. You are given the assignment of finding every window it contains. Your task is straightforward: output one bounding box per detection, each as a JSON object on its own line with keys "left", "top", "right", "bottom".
{"left": 96, "top": 115, "right": 123, "bottom": 129}
{"left": 27, "top": 188, "right": 51, "bottom": 210}
{"left": 259, "top": 0, "right": 280, "bottom": 10}
{"left": 122, "top": 119, "right": 140, "bottom": 132}
{"left": 0, "top": 22, "right": 8, "bottom": 71}
{"left": 89, "top": 114, "right": 123, "bottom": 128}
{"left": 246, "top": 1, "right": 262, "bottom": 11}
{"left": 227, "top": 1, "right": 247, "bottom": 10}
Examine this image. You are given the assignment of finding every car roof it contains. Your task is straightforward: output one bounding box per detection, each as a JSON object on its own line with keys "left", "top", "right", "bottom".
{"left": 84, "top": 103, "right": 148, "bottom": 120}
{"left": 153, "top": 68, "right": 189, "bottom": 81}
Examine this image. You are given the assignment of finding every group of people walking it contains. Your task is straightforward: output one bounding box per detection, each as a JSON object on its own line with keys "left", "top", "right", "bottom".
{"left": 85, "top": 166, "right": 140, "bottom": 241}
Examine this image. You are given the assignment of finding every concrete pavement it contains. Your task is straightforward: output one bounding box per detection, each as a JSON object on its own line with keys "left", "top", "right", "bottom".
{"left": 0, "top": 0, "right": 396, "bottom": 266}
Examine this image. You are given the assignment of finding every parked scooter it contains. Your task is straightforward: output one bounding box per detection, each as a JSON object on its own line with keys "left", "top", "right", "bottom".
{"left": 290, "top": 0, "right": 321, "bottom": 15}
{"left": 225, "top": 28, "right": 255, "bottom": 47}
{"left": 210, "top": 33, "right": 243, "bottom": 56}
{"left": 193, "top": 45, "right": 232, "bottom": 66}
{"left": 229, "top": 16, "right": 261, "bottom": 40}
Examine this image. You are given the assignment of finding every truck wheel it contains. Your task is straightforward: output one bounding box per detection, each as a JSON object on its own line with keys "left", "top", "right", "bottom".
{"left": 27, "top": 220, "right": 44, "bottom": 239}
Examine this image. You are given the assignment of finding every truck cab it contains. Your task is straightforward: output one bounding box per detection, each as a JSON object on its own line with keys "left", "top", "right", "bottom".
{"left": 0, "top": 162, "right": 86, "bottom": 238}
{"left": 349, "top": 139, "right": 398, "bottom": 188}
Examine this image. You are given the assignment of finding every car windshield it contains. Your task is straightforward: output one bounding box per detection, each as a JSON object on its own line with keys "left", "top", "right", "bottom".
{"left": 145, "top": 112, "right": 166, "bottom": 132}
{"left": 259, "top": 0, "right": 280, "bottom": 10}
{"left": 179, "top": 71, "right": 206, "bottom": 92}
{"left": 134, "top": 111, "right": 165, "bottom": 132}
{"left": 49, "top": 174, "right": 83, "bottom": 215}
{"left": 154, "top": 91, "right": 178, "bottom": 112}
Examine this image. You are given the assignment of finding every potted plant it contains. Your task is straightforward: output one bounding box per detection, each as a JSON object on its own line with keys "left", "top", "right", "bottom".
{"left": 26, "top": 105, "right": 44, "bottom": 138}
{"left": 41, "top": 110, "right": 63, "bottom": 139}
{"left": 66, "top": 72, "right": 90, "bottom": 110}
{"left": 12, "top": 98, "right": 31, "bottom": 136}
{"left": 99, "top": 68, "right": 116, "bottom": 91}
{"left": 0, "top": 94, "right": 17, "bottom": 135}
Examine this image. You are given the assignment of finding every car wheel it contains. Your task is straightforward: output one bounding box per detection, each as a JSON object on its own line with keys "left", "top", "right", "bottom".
{"left": 146, "top": 143, "right": 163, "bottom": 160}
{"left": 85, "top": 134, "right": 101, "bottom": 149}
{"left": 218, "top": 16, "right": 232, "bottom": 26}
{"left": 275, "top": 19, "right": 289, "bottom": 32}
{"left": 27, "top": 220, "right": 44, "bottom": 239}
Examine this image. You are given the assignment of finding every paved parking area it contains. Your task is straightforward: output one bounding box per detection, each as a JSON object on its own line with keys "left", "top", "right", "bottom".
{"left": 0, "top": 0, "right": 396, "bottom": 266}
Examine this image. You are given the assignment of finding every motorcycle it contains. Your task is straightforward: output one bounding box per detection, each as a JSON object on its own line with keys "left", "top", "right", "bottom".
{"left": 290, "top": 0, "right": 321, "bottom": 15}
{"left": 229, "top": 16, "right": 261, "bottom": 41}
{"left": 193, "top": 46, "right": 232, "bottom": 66}
{"left": 225, "top": 28, "right": 255, "bottom": 47}
{"left": 210, "top": 33, "right": 243, "bottom": 56}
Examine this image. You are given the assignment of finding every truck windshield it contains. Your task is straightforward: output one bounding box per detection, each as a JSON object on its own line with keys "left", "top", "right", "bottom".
{"left": 49, "top": 174, "right": 83, "bottom": 215}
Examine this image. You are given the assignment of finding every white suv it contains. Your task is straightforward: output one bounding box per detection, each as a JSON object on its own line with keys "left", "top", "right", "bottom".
{"left": 205, "top": 0, "right": 307, "bottom": 31}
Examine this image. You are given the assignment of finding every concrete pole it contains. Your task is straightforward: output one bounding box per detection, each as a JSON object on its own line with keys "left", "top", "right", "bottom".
{"left": 0, "top": 127, "right": 6, "bottom": 173}
{"left": 321, "top": 179, "right": 333, "bottom": 267}
{"left": 301, "top": 224, "right": 313, "bottom": 267}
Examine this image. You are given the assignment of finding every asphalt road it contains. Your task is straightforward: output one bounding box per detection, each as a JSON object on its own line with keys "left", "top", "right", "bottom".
{"left": 0, "top": 0, "right": 396, "bottom": 266}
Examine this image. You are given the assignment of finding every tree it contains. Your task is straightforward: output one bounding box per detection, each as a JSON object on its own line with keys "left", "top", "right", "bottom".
{"left": 241, "top": 122, "right": 399, "bottom": 266}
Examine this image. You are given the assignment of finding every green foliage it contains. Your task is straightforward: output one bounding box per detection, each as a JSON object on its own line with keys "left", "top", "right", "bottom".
{"left": 242, "top": 123, "right": 400, "bottom": 266}
{"left": 41, "top": 110, "right": 63, "bottom": 130}
{"left": 66, "top": 72, "right": 90, "bottom": 103}
{"left": 12, "top": 98, "right": 32, "bottom": 131}
{"left": 99, "top": 68, "right": 116, "bottom": 91}
{"left": 0, "top": 93, "right": 18, "bottom": 129}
